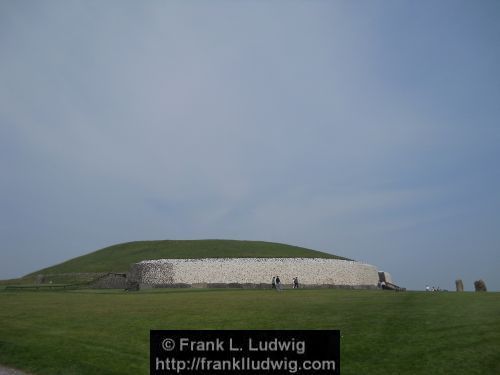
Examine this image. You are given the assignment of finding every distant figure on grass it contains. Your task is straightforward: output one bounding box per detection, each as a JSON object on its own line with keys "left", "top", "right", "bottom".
{"left": 275, "top": 276, "right": 282, "bottom": 291}
{"left": 425, "top": 285, "right": 430, "bottom": 292}
{"left": 293, "top": 277, "right": 299, "bottom": 289}
{"left": 271, "top": 276, "right": 276, "bottom": 289}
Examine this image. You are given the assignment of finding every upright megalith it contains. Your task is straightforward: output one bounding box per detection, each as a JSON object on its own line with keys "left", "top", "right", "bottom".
{"left": 455, "top": 279, "right": 464, "bottom": 292}
{"left": 474, "top": 279, "right": 487, "bottom": 292}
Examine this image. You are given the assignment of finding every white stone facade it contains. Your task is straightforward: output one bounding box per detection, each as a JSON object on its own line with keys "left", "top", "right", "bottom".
{"left": 128, "top": 258, "right": 380, "bottom": 287}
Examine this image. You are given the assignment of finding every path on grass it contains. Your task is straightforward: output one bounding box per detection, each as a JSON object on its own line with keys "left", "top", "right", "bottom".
{"left": 0, "top": 365, "right": 31, "bottom": 375}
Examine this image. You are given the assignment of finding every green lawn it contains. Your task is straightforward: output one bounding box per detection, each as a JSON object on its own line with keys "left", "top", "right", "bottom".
{"left": 0, "top": 289, "right": 498, "bottom": 375}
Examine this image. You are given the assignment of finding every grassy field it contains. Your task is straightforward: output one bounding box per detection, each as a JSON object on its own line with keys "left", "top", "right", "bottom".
{"left": 0, "top": 288, "right": 498, "bottom": 375}
{"left": 26, "top": 240, "right": 346, "bottom": 276}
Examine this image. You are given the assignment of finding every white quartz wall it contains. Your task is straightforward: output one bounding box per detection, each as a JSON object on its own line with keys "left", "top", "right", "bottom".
{"left": 129, "top": 258, "right": 379, "bottom": 286}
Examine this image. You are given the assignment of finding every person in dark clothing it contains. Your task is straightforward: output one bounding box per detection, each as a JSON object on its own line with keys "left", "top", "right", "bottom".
{"left": 293, "top": 277, "right": 299, "bottom": 289}
{"left": 275, "top": 276, "right": 281, "bottom": 291}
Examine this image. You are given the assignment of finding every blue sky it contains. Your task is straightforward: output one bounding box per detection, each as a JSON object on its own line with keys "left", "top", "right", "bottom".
{"left": 1, "top": 1, "right": 499, "bottom": 290}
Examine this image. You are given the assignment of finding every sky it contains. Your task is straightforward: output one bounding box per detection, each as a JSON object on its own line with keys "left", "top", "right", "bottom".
{"left": 1, "top": 1, "right": 499, "bottom": 291}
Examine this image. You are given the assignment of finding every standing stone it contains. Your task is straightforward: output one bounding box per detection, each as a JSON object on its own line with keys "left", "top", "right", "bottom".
{"left": 474, "top": 279, "right": 487, "bottom": 292}
{"left": 455, "top": 279, "right": 464, "bottom": 292}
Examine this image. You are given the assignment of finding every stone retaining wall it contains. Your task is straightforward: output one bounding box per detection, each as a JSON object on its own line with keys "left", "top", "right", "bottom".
{"left": 90, "top": 273, "right": 127, "bottom": 289}
{"left": 34, "top": 272, "right": 127, "bottom": 289}
{"left": 35, "top": 272, "right": 106, "bottom": 285}
{"left": 128, "top": 258, "right": 380, "bottom": 288}
{"left": 378, "top": 271, "right": 393, "bottom": 284}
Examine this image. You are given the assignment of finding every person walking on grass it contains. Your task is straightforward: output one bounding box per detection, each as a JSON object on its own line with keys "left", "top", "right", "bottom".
{"left": 275, "top": 276, "right": 282, "bottom": 291}
{"left": 293, "top": 277, "right": 299, "bottom": 289}
{"left": 272, "top": 276, "right": 276, "bottom": 289}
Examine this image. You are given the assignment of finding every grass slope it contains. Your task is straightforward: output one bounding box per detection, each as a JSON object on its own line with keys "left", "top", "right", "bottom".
{"left": 0, "top": 289, "right": 498, "bottom": 375}
{"left": 27, "top": 240, "right": 346, "bottom": 275}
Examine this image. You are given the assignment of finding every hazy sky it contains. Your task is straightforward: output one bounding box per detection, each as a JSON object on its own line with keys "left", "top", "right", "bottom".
{"left": 1, "top": 1, "right": 499, "bottom": 290}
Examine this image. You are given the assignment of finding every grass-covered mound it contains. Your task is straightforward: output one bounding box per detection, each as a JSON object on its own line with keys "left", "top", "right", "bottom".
{"left": 26, "top": 239, "right": 347, "bottom": 275}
